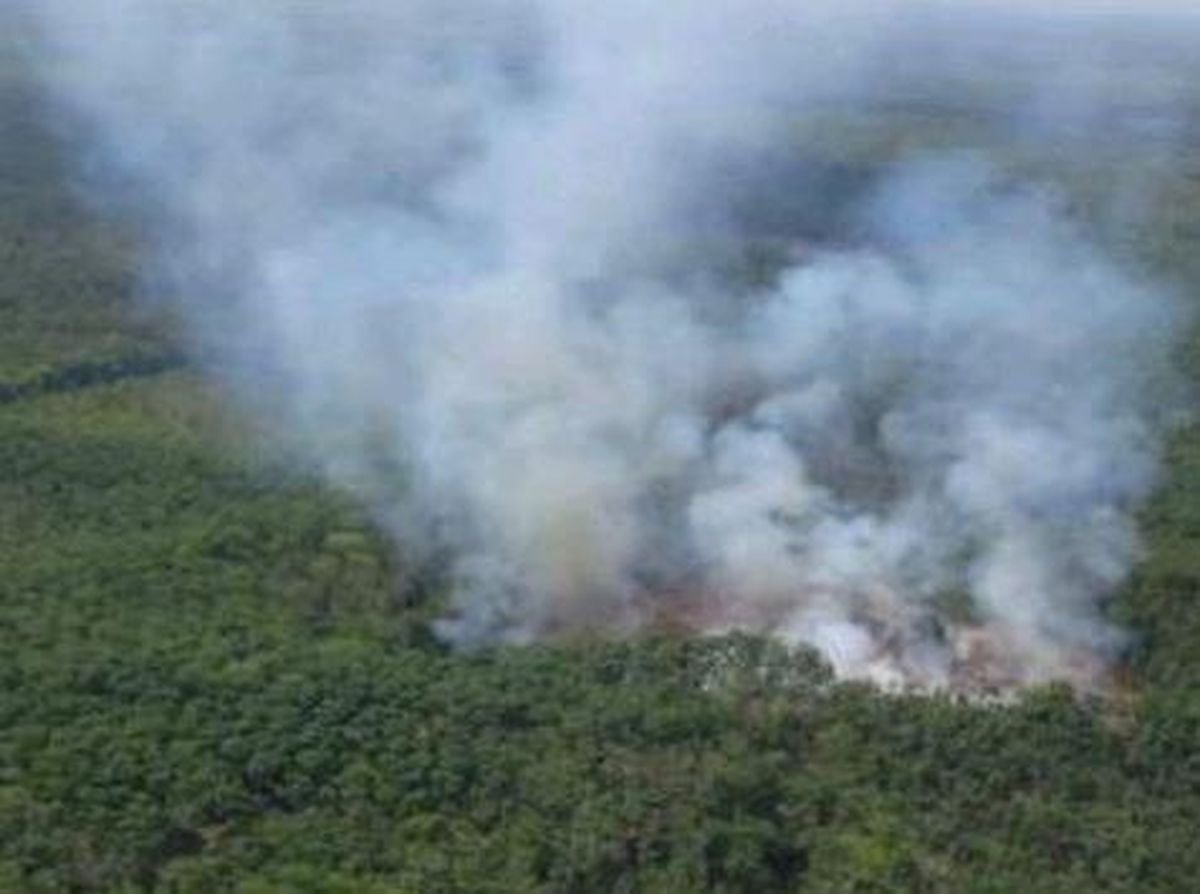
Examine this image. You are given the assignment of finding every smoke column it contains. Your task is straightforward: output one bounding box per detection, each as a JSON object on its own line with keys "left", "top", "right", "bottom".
{"left": 24, "top": 1, "right": 1197, "bottom": 690}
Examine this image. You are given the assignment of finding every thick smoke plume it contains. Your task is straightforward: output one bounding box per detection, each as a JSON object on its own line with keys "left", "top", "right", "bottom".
{"left": 25, "top": 2, "right": 1197, "bottom": 690}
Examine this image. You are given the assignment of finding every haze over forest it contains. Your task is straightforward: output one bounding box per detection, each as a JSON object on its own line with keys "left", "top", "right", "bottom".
{"left": 1, "top": 3, "right": 1199, "bottom": 891}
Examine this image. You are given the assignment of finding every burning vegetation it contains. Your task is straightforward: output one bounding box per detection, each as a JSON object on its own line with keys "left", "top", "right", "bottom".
{"left": 26, "top": 1, "right": 1196, "bottom": 693}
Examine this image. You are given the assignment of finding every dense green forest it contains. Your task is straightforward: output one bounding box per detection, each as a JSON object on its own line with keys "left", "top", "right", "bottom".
{"left": 2, "top": 38, "right": 1200, "bottom": 894}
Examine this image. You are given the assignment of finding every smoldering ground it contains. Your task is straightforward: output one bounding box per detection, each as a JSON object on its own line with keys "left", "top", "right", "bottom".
{"left": 21, "top": 1, "right": 1199, "bottom": 690}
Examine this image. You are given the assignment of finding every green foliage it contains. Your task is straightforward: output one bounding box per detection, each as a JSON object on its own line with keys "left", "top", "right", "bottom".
{"left": 1118, "top": 422, "right": 1200, "bottom": 691}
{"left": 0, "top": 40, "right": 1199, "bottom": 894}
{"left": 1, "top": 375, "right": 1198, "bottom": 894}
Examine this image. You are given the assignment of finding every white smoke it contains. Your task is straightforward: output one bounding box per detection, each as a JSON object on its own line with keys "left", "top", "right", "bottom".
{"left": 25, "top": 1, "right": 1195, "bottom": 690}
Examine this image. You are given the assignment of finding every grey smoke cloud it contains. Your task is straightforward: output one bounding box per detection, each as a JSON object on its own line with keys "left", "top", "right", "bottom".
{"left": 25, "top": 1, "right": 1195, "bottom": 689}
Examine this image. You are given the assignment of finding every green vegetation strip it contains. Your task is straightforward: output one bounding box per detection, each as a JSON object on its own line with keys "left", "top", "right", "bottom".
{"left": 0, "top": 350, "right": 187, "bottom": 405}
